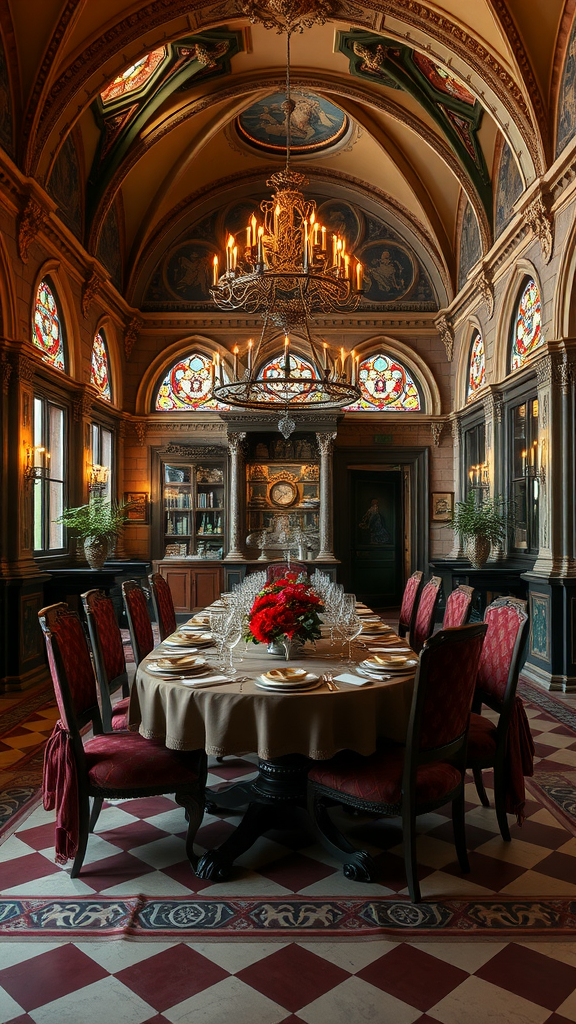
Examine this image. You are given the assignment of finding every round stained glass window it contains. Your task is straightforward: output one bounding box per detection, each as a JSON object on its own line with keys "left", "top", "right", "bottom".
{"left": 511, "top": 278, "right": 543, "bottom": 370}
{"left": 467, "top": 330, "right": 485, "bottom": 399}
{"left": 91, "top": 331, "right": 112, "bottom": 401}
{"left": 155, "top": 352, "right": 227, "bottom": 411}
{"left": 345, "top": 353, "right": 421, "bottom": 411}
{"left": 33, "top": 279, "right": 65, "bottom": 371}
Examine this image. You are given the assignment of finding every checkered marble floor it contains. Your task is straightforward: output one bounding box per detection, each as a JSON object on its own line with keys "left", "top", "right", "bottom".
{"left": 2, "top": 696, "right": 576, "bottom": 1020}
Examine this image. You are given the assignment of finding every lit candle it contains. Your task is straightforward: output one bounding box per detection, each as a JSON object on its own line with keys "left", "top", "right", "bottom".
{"left": 233, "top": 345, "right": 239, "bottom": 378}
{"left": 211, "top": 355, "right": 217, "bottom": 387}
{"left": 332, "top": 234, "right": 337, "bottom": 266}
{"left": 323, "top": 342, "right": 329, "bottom": 372}
{"left": 344, "top": 254, "right": 350, "bottom": 280}
{"left": 351, "top": 350, "right": 356, "bottom": 385}
{"left": 521, "top": 449, "right": 527, "bottom": 474}
{"left": 251, "top": 214, "right": 257, "bottom": 247}
{"left": 284, "top": 334, "right": 290, "bottom": 375}
{"left": 257, "top": 226, "right": 264, "bottom": 263}
{"left": 232, "top": 245, "right": 237, "bottom": 271}
{"left": 355, "top": 260, "right": 363, "bottom": 292}
{"left": 303, "top": 220, "right": 309, "bottom": 270}
{"left": 274, "top": 203, "right": 280, "bottom": 234}
{"left": 212, "top": 255, "right": 219, "bottom": 287}
{"left": 340, "top": 347, "right": 346, "bottom": 378}
{"left": 530, "top": 444, "right": 534, "bottom": 468}
{"left": 321, "top": 225, "right": 326, "bottom": 251}
{"left": 313, "top": 221, "right": 319, "bottom": 247}
{"left": 227, "top": 234, "right": 234, "bottom": 273}
{"left": 246, "top": 224, "right": 251, "bottom": 249}
{"left": 469, "top": 468, "right": 474, "bottom": 485}
{"left": 533, "top": 440, "right": 538, "bottom": 471}
{"left": 247, "top": 338, "right": 253, "bottom": 374}
{"left": 337, "top": 238, "right": 342, "bottom": 270}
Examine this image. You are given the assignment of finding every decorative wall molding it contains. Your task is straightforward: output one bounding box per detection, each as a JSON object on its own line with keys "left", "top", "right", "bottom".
{"left": 81, "top": 267, "right": 101, "bottom": 319}
{"left": 450, "top": 415, "right": 462, "bottom": 444}
{"left": 434, "top": 312, "right": 454, "bottom": 361}
{"left": 18, "top": 197, "right": 47, "bottom": 263}
{"left": 316, "top": 432, "right": 337, "bottom": 456}
{"left": 0, "top": 358, "right": 12, "bottom": 393}
{"left": 157, "top": 442, "right": 227, "bottom": 458}
{"left": 478, "top": 266, "right": 494, "bottom": 319}
{"left": 133, "top": 420, "right": 148, "bottom": 446}
{"left": 13, "top": 355, "right": 36, "bottom": 384}
{"left": 525, "top": 188, "right": 554, "bottom": 264}
{"left": 227, "top": 432, "right": 247, "bottom": 456}
{"left": 72, "top": 388, "right": 94, "bottom": 422}
{"left": 124, "top": 316, "right": 143, "bottom": 360}
{"left": 535, "top": 354, "right": 553, "bottom": 388}
{"left": 430, "top": 420, "right": 444, "bottom": 447}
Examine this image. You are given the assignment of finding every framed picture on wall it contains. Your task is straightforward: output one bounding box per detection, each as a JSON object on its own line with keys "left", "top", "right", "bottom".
{"left": 124, "top": 492, "right": 148, "bottom": 523}
{"left": 431, "top": 492, "right": 454, "bottom": 522}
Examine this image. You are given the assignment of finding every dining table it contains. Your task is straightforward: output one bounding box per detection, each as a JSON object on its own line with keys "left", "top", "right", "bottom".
{"left": 129, "top": 604, "right": 418, "bottom": 881}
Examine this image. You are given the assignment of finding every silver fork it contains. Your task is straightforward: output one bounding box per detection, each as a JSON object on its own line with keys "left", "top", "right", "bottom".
{"left": 321, "top": 672, "right": 338, "bottom": 691}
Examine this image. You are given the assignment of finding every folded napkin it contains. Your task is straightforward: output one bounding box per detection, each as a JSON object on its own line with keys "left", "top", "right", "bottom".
{"left": 334, "top": 673, "right": 373, "bottom": 686}
{"left": 367, "top": 646, "right": 412, "bottom": 653}
{"left": 179, "top": 675, "right": 228, "bottom": 687}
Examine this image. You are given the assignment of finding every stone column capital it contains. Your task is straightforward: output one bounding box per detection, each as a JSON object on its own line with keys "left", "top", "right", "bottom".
{"left": 316, "top": 432, "right": 336, "bottom": 457}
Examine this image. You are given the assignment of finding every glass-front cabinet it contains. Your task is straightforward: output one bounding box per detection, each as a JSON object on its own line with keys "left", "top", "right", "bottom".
{"left": 162, "top": 461, "right": 225, "bottom": 559}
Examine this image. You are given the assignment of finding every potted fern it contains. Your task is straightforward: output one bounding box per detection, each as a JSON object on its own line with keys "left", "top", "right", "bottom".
{"left": 449, "top": 492, "right": 515, "bottom": 568}
{"left": 55, "top": 497, "right": 131, "bottom": 570}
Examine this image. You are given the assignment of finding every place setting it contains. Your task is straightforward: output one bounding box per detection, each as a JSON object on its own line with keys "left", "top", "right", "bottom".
{"left": 255, "top": 666, "right": 322, "bottom": 692}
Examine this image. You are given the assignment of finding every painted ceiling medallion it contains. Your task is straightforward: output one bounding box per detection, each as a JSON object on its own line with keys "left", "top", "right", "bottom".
{"left": 237, "top": 91, "right": 348, "bottom": 156}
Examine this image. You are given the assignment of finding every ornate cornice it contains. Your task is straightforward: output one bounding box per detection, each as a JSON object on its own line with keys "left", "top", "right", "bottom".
{"left": 157, "top": 442, "right": 226, "bottom": 457}
{"left": 434, "top": 312, "right": 454, "bottom": 361}
{"left": 18, "top": 197, "right": 48, "bottom": 263}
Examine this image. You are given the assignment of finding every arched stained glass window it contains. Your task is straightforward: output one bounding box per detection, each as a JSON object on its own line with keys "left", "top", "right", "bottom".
{"left": 344, "top": 353, "right": 421, "bottom": 411}
{"left": 155, "top": 352, "right": 228, "bottom": 411}
{"left": 257, "top": 353, "right": 322, "bottom": 404}
{"left": 101, "top": 47, "right": 166, "bottom": 104}
{"left": 33, "top": 279, "right": 65, "bottom": 371}
{"left": 511, "top": 278, "right": 543, "bottom": 370}
{"left": 91, "top": 331, "right": 112, "bottom": 401}
{"left": 467, "top": 329, "right": 485, "bottom": 399}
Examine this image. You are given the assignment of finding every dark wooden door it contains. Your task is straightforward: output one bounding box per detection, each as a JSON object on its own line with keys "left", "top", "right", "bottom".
{"left": 348, "top": 469, "right": 403, "bottom": 606}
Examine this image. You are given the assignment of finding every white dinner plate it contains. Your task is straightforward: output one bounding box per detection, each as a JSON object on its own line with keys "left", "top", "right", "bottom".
{"left": 255, "top": 674, "right": 322, "bottom": 693}
{"left": 146, "top": 662, "right": 212, "bottom": 678}
{"left": 360, "top": 659, "right": 418, "bottom": 675}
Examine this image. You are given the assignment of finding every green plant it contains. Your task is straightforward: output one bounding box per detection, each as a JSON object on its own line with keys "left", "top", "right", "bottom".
{"left": 55, "top": 497, "right": 131, "bottom": 544}
{"left": 448, "top": 492, "right": 516, "bottom": 543}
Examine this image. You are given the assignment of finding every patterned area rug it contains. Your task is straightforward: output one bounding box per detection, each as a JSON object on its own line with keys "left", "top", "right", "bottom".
{"left": 3, "top": 680, "right": 576, "bottom": 940}
{"left": 0, "top": 685, "right": 57, "bottom": 839}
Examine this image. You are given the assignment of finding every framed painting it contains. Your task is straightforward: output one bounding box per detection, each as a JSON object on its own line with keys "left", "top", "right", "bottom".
{"left": 431, "top": 492, "right": 454, "bottom": 522}
{"left": 124, "top": 492, "right": 148, "bottom": 523}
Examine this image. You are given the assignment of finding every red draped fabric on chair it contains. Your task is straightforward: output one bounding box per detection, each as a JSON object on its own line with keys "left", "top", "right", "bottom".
{"left": 466, "top": 597, "right": 533, "bottom": 837}
{"left": 148, "top": 572, "right": 177, "bottom": 641}
{"left": 398, "top": 571, "right": 423, "bottom": 639}
{"left": 266, "top": 561, "right": 308, "bottom": 583}
{"left": 122, "top": 580, "right": 154, "bottom": 666}
{"left": 308, "top": 623, "right": 487, "bottom": 902}
{"left": 443, "top": 585, "right": 474, "bottom": 629}
{"left": 82, "top": 589, "right": 130, "bottom": 732}
{"left": 411, "top": 576, "right": 442, "bottom": 653}
{"left": 38, "top": 602, "right": 207, "bottom": 877}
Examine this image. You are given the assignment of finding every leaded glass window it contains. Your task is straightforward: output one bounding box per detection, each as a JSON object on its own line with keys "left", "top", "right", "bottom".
{"left": 257, "top": 353, "right": 321, "bottom": 404}
{"left": 33, "top": 395, "right": 66, "bottom": 554}
{"left": 91, "top": 331, "right": 112, "bottom": 401}
{"left": 155, "top": 352, "right": 227, "bottom": 411}
{"left": 101, "top": 48, "right": 166, "bottom": 104}
{"left": 467, "top": 329, "right": 485, "bottom": 399}
{"left": 511, "top": 278, "right": 543, "bottom": 371}
{"left": 344, "top": 353, "right": 421, "bottom": 411}
{"left": 33, "top": 279, "right": 65, "bottom": 371}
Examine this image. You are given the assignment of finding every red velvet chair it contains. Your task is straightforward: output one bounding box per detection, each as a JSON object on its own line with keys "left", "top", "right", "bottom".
{"left": 122, "top": 579, "right": 154, "bottom": 666}
{"left": 149, "top": 572, "right": 177, "bottom": 641}
{"left": 39, "top": 602, "right": 206, "bottom": 878}
{"left": 308, "top": 623, "right": 487, "bottom": 902}
{"left": 82, "top": 589, "right": 130, "bottom": 732}
{"left": 266, "top": 561, "right": 308, "bottom": 583}
{"left": 411, "top": 576, "right": 442, "bottom": 654}
{"left": 443, "top": 585, "right": 474, "bottom": 629}
{"left": 467, "top": 597, "right": 531, "bottom": 840}
{"left": 398, "top": 571, "right": 423, "bottom": 639}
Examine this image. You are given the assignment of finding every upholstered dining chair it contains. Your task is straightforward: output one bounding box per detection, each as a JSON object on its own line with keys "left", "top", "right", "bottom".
{"left": 38, "top": 602, "right": 207, "bottom": 878}
{"left": 308, "top": 622, "right": 488, "bottom": 902}
{"left": 466, "top": 597, "right": 531, "bottom": 840}
{"left": 149, "top": 572, "right": 177, "bottom": 641}
{"left": 122, "top": 579, "right": 154, "bottom": 667}
{"left": 82, "top": 589, "right": 130, "bottom": 732}
{"left": 443, "top": 585, "right": 475, "bottom": 629}
{"left": 266, "top": 560, "right": 308, "bottom": 583}
{"left": 411, "top": 576, "right": 442, "bottom": 654}
{"left": 398, "top": 570, "right": 423, "bottom": 639}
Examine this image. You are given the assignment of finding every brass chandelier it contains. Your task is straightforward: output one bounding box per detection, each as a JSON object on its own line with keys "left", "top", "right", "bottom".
{"left": 210, "top": 0, "right": 363, "bottom": 435}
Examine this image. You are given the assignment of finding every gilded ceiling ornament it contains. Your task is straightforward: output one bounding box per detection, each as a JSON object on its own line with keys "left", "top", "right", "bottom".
{"left": 240, "top": 0, "right": 336, "bottom": 33}
{"left": 180, "top": 40, "right": 229, "bottom": 69}
{"left": 352, "top": 40, "right": 387, "bottom": 74}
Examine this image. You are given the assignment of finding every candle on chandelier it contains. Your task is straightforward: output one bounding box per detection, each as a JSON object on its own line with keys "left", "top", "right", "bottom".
{"left": 340, "top": 347, "right": 346, "bottom": 378}
{"left": 284, "top": 334, "right": 291, "bottom": 376}
{"left": 332, "top": 234, "right": 337, "bottom": 266}
{"left": 210, "top": 357, "right": 216, "bottom": 386}
{"left": 313, "top": 221, "right": 320, "bottom": 247}
{"left": 233, "top": 345, "right": 239, "bottom": 378}
{"left": 247, "top": 338, "right": 253, "bottom": 374}
{"left": 529, "top": 443, "right": 535, "bottom": 468}
{"left": 351, "top": 350, "right": 356, "bottom": 385}
{"left": 521, "top": 449, "right": 527, "bottom": 474}
{"left": 344, "top": 254, "right": 350, "bottom": 280}
{"left": 251, "top": 214, "right": 257, "bottom": 248}
{"left": 303, "top": 220, "right": 309, "bottom": 270}
{"left": 226, "top": 234, "right": 235, "bottom": 273}
{"left": 212, "top": 255, "right": 219, "bottom": 287}
{"left": 246, "top": 225, "right": 251, "bottom": 249}
{"left": 355, "top": 260, "right": 363, "bottom": 292}
{"left": 257, "top": 226, "right": 264, "bottom": 263}
{"left": 274, "top": 203, "right": 280, "bottom": 235}
{"left": 337, "top": 238, "right": 343, "bottom": 271}
{"left": 323, "top": 342, "right": 329, "bottom": 372}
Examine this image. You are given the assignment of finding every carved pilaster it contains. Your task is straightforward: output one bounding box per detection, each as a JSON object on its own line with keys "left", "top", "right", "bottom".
{"left": 73, "top": 388, "right": 94, "bottom": 423}
{"left": 525, "top": 189, "right": 554, "bottom": 264}
{"left": 478, "top": 267, "right": 494, "bottom": 319}
{"left": 81, "top": 268, "right": 101, "bottom": 319}
{"left": 316, "top": 432, "right": 336, "bottom": 458}
{"left": 0, "top": 358, "right": 12, "bottom": 393}
{"left": 133, "top": 420, "right": 148, "bottom": 446}
{"left": 18, "top": 198, "right": 47, "bottom": 263}
{"left": 430, "top": 421, "right": 444, "bottom": 447}
{"left": 124, "top": 317, "right": 142, "bottom": 360}
{"left": 435, "top": 312, "right": 454, "bottom": 361}
{"left": 226, "top": 431, "right": 246, "bottom": 561}
{"left": 14, "top": 355, "right": 36, "bottom": 384}
{"left": 450, "top": 415, "right": 462, "bottom": 445}
{"left": 316, "top": 431, "right": 337, "bottom": 561}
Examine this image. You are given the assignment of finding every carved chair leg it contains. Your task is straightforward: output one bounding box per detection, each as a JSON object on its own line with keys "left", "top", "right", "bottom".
{"left": 176, "top": 792, "right": 205, "bottom": 869}
{"left": 89, "top": 796, "right": 103, "bottom": 833}
{"left": 493, "top": 766, "right": 511, "bottom": 841}
{"left": 307, "top": 788, "right": 376, "bottom": 883}
{"left": 472, "top": 767, "right": 490, "bottom": 807}
{"left": 71, "top": 795, "right": 90, "bottom": 878}
{"left": 452, "top": 790, "right": 470, "bottom": 874}
{"left": 402, "top": 802, "right": 421, "bottom": 903}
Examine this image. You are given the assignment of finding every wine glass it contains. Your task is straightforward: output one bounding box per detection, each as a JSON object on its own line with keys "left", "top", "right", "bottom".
{"left": 222, "top": 615, "right": 243, "bottom": 675}
{"left": 209, "top": 609, "right": 228, "bottom": 667}
{"left": 339, "top": 614, "right": 362, "bottom": 665}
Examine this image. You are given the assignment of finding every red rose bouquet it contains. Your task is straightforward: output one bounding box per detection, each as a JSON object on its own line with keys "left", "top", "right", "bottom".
{"left": 245, "top": 572, "right": 323, "bottom": 648}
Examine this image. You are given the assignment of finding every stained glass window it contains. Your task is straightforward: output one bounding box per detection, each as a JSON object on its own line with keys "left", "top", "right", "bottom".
{"left": 90, "top": 331, "right": 112, "bottom": 401}
{"left": 344, "top": 353, "right": 421, "bottom": 411}
{"left": 33, "top": 279, "right": 65, "bottom": 371}
{"left": 511, "top": 278, "right": 543, "bottom": 370}
{"left": 257, "top": 353, "right": 322, "bottom": 404}
{"left": 155, "top": 352, "right": 227, "bottom": 411}
{"left": 467, "top": 329, "right": 485, "bottom": 399}
{"left": 101, "top": 48, "right": 166, "bottom": 104}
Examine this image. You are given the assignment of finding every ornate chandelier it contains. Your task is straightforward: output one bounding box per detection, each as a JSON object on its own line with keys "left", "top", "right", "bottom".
{"left": 210, "top": 0, "right": 362, "bottom": 435}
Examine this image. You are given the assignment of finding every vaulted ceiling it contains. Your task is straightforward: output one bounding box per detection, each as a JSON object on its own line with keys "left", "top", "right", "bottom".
{"left": 1, "top": 0, "right": 570, "bottom": 306}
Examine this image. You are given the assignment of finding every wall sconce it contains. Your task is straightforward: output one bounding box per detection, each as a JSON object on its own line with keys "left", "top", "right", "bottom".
{"left": 468, "top": 462, "right": 489, "bottom": 490}
{"left": 88, "top": 463, "right": 110, "bottom": 496}
{"left": 522, "top": 442, "right": 545, "bottom": 483}
{"left": 25, "top": 445, "right": 51, "bottom": 482}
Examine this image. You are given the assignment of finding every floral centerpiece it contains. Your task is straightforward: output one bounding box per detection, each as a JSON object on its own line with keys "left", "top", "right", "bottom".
{"left": 245, "top": 572, "right": 323, "bottom": 660}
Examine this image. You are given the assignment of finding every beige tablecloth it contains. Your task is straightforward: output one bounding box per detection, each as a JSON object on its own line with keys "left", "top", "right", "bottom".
{"left": 130, "top": 630, "right": 415, "bottom": 761}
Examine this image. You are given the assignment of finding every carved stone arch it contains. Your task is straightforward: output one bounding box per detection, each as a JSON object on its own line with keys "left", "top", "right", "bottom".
{"left": 456, "top": 315, "right": 486, "bottom": 412}
{"left": 346, "top": 333, "right": 441, "bottom": 415}
{"left": 136, "top": 335, "right": 230, "bottom": 415}
{"left": 494, "top": 258, "right": 544, "bottom": 384}
{"left": 30, "top": 260, "right": 80, "bottom": 381}
{"left": 92, "top": 315, "right": 122, "bottom": 409}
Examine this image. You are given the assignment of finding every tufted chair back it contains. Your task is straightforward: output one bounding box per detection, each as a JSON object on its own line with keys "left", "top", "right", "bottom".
{"left": 443, "top": 585, "right": 474, "bottom": 629}
{"left": 38, "top": 603, "right": 101, "bottom": 733}
{"left": 122, "top": 580, "right": 154, "bottom": 666}
{"left": 398, "top": 571, "right": 423, "bottom": 638}
{"left": 412, "top": 576, "right": 442, "bottom": 654}
{"left": 477, "top": 597, "right": 529, "bottom": 705}
{"left": 148, "top": 573, "right": 177, "bottom": 641}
